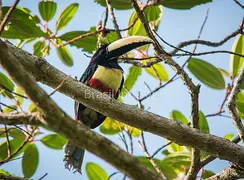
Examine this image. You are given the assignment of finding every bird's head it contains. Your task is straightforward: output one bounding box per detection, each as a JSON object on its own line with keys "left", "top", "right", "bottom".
{"left": 91, "top": 36, "right": 154, "bottom": 65}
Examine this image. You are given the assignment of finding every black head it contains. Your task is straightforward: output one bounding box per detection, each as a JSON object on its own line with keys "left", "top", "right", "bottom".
{"left": 90, "top": 36, "right": 154, "bottom": 65}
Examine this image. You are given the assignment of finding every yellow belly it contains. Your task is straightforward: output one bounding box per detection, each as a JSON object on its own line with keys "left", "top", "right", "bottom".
{"left": 92, "top": 65, "right": 123, "bottom": 91}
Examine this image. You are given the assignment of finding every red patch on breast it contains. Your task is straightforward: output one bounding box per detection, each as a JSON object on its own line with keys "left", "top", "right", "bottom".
{"left": 89, "top": 78, "right": 117, "bottom": 98}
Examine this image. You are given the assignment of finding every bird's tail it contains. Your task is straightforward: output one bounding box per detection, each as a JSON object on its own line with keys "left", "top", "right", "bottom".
{"left": 64, "top": 140, "right": 85, "bottom": 174}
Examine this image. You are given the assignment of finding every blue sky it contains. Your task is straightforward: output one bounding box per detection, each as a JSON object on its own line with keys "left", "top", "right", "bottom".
{"left": 1, "top": 0, "right": 244, "bottom": 179}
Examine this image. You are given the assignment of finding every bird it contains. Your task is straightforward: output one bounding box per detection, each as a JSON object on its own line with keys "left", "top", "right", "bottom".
{"left": 64, "top": 36, "right": 154, "bottom": 174}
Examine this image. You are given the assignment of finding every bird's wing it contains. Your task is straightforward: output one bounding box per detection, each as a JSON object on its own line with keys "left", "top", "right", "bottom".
{"left": 74, "top": 63, "right": 97, "bottom": 120}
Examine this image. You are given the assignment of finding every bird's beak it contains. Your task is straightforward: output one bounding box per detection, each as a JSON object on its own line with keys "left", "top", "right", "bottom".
{"left": 106, "top": 36, "right": 154, "bottom": 59}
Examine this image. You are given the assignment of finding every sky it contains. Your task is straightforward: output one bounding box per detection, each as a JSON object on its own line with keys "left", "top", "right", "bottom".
{"left": 1, "top": 0, "right": 244, "bottom": 179}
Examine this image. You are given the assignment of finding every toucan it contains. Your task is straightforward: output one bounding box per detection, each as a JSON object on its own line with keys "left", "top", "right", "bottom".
{"left": 64, "top": 36, "right": 153, "bottom": 173}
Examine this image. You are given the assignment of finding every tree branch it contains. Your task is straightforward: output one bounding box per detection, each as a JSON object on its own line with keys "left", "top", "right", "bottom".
{"left": 170, "top": 18, "right": 244, "bottom": 55}
{"left": 206, "top": 165, "right": 244, "bottom": 180}
{"left": 0, "top": 174, "right": 28, "bottom": 180}
{"left": 0, "top": 39, "right": 163, "bottom": 180}
{"left": 227, "top": 66, "right": 244, "bottom": 144}
{"left": 200, "top": 135, "right": 241, "bottom": 168}
{"left": 106, "top": 0, "right": 122, "bottom": 39}
{"left": 0, "top": 113, "right": 41, "bottom": 126}
{"left": 2, "top": 40, "right": 244, "bottom": 168}
{"left": 233, "top": 0, "right": 244, "bottom": 9}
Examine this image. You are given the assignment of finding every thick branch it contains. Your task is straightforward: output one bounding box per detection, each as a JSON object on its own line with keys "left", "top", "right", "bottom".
{"left": 2, "top": 41, "right": 244, "bottom": 168}
{"left": 0, "top": 40, "right": 162, "bottom": 180}
{"left": 206, "top": 165, "right": 244, "bottom": 180}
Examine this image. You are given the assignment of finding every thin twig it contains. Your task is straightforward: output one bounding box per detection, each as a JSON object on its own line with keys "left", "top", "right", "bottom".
{"left": 233, "top": 0, "right": 244, "bottom": 9}
{"left": 106, "top": 0, "right": 122, "bottom": 39}
{"left": 151, "top": 141, "right": 172, "bottom": 158}
{"left": 14, "top": 125, "right": 33, "bottom": 137}
{"left": 38, "top": 173, "right": 48, "bottom": 180}
{"left": 0, "top": 83, "right": 27, "bottom": 99}
{"left": 3, "top": 153, "right": 30, "bottom": 163}
{"left": 227, "top": 66, "right": 244, "bottom": 144}
{"left": 119, "top": 17, "right": 138, "bottom": 32}
{"left": 206, "top": 87, "right": 232, "bottom": 118}
{"left": 56, "top": 30, "right": 102, "bottom": 47}
{"left": 182, "top": 9, "right": 209, "bottom": 68}
{"left": 138, "top": 135, "right": 167, "bottom": 179}
{"left": 0, "top": 0, "right": 20, "bottom": 35}
{"left": 49, "top": 75, "right": 70, "bottom": 96}
{"left": 139, "top": 75, "right": 179, "bottom": 102}
{"left": 126, "top": 130, "right": 134, "bottom": 154}
{"left": 108, "top": 171, "right": 120, "bottom": 180}
{"left": 175, "top": 50, "right": 244, "bottom": 58}
{"left": 97, "top": 8, "right": 108, "bottom": 48}
{"left": 0, "top": 102, "right": 18, "bottom": 111}
{"left": 0, "top": 129, "right": 35, "bottom": 165}
{"left": 170, "top": 18, "right": 244, "bottom": 55}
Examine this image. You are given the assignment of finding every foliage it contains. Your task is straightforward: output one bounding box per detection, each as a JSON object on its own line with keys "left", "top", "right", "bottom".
{"left": 0, "top": 0, "right": 242, "bottom": 179}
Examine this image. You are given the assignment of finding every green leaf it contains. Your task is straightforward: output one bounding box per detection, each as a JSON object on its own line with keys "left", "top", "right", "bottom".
{"left": 230, "top": 35, "right": 244, "bottom": 77}
{"left": 188, "top": 58, "right": 225, "bottom": 89}
{"left": 236, "top": 100, "right": 244, "bottom": 119}
{"left": 41, "top": 134, "right": 67, "bottom": 149}
{"left": 156, "top": 0, "right": 212, "bottom": 9}
{"left": 3, "top": 105, "right": 17, "bottom": 113}
{"left": 120, "top": 66, "right": 141, "bottom": 96}
{"left": 127, "top": 126, "right": 141, "bottom": 137}
{"left": 0, "top": 139, "right": 24, "bottom": 160}
{"left": 56, "top": 3, "right": 79, "bottom": 31}
{"left": 145, "top": 63, "right": 168, "bottom": 81}
{"left": 22, "top": 144, "right": 39, "bottom": 178}
{"left": 33, "top": 41, "right": 47, "bottom": 57}
{"left": 101, "top": 31, "right": 118, "bottom": 44}
{"left": 0, "top": 72, "right": 14, "bottom": 91}
{"left": 100, "top": 118, "right": 124, "bottom": 135}
{"left": 28, "top": 103, "right": 38, "bottom": 113}
{"left": 55, "top": 39, "right": 73, "bottom": 66}
{"left": 94, "top": 0, "right": 132, "bottom": 10}
{"left": 167, "top": 141, "right": 184, "bottom": 153}
{"left": 218, "top": 68, "right": 230, "bottom": 77}
{"left": 199, "top": 111, "right": 209, "bottom": 134}
{"left": 144, "top": 6, "right": 162, "bottom": 21}
{"left": 170, "top": 110, "right": 188, "bottom": 125}
{"left": 237, "top": 92, "right": 244, "bottom": 102}
{"left": 161, "top": 152, "right": 191, "bottom": 172}
{"left": 137, "top": 156, "right": 177, "bottom": 179}
{"left": 9, "top": 128, "right": 26, "bottom": 141}
{"left": 0, "top": 169, "right": 15, "bottom": 176}
{"left": 38, "top": 1, "right": 57, "bottom": 21}
{"left": 1, "top": 7, "right": 46, "bottom": 39}
{"left": 86, "top": 162, "right": 108, "bottom": 180}
{"left": 128, "top": 6, "right": 162, "bottom": 36}
{"left": 15, "top": 87, "right": 24, "bottom": 105}
{"left": 59, "top": 28, "right": 97, "bottom": 53}
{"left": 202, "top": 170, "right": 215, "bottom": 179}
{"left": 224, "top": 133, "right": 234, "bottom": 140}
{"left": 0, "top": 128, "right": 6, "bottom": 138}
